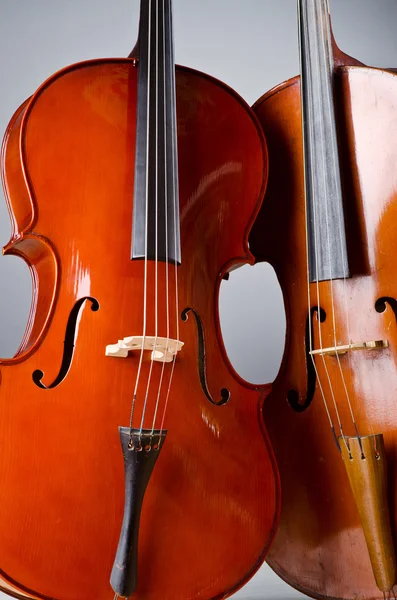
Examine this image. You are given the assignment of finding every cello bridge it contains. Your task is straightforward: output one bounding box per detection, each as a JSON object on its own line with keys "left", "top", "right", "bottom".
{"left": 105, "top": 335, "right": 184, "bottom": 363}
{"left": 310, "top": 339, "right": 388, "bottom": 357}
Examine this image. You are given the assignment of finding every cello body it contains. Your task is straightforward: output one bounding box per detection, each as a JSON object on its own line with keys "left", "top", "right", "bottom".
{"left": 250, "top": 8, "right": 397, "bottom": 600}
{"left": 0, "top": 58, "right": 279, "bottom": 600}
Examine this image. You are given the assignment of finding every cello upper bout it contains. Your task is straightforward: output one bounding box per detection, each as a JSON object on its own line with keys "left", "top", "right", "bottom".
{"left": 2, "top": 98, "right": 35, "bottom": 239}
{"left": 1, "top": 98, "right": 59, "bottom": 363}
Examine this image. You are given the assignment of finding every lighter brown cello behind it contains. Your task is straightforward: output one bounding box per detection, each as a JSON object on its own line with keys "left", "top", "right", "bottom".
{"left": 250, "top": 0, "right": 397, "bottom": 598}
{"left": 0, "top": 0, "right": 280, "bottom": 598}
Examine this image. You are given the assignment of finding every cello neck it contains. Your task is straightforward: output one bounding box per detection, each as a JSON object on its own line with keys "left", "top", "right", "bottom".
{"left": 299, "top": 0, "right": 349, "bottom": 282}
{"left": 131, "top": 0, "right": 181, "bottom": 265}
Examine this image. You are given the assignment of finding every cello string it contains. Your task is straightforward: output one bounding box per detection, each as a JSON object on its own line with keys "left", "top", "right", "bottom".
{"left": 311, "top": 0, "right": 350, "bottom": 449}
{"left": 324, "top": 0, "right": 351, "bottom": 349}
{"left": 129, "top": 0, "right": 152, "bottom": 436}
{"left": 302, "top": 0, "right": 348, "bottom": 450}
{"left": 151, "top": 0, "right": 170, "bottom": 436}
{"left": 301, "top": 0, "right": 334, "bottom": 431}
{"left": 159, "top": 0, "right": 179, "bottom": 438}
{"left": 139, "top": 0, "right": 160, "bottom": 434}
{"left": 304, "top": 116, "right": 336, "bottom": 436}
{"left": 320, "top": 0, "right": 362, "bottom": 449}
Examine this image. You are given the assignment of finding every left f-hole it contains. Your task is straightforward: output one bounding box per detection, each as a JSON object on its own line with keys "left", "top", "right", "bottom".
{"left": 32, "top": 296, "right": 99, "bottom": 389}
{"left": 287, "top": 305, "right": 326, "bottom": 413}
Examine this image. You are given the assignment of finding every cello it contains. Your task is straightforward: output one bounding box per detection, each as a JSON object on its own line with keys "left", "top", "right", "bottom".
{"left": 250, "top": 0, "right": 397, "bottom": 598}
{"left": 0, "top": 0, "right": 280, "bottom": 599}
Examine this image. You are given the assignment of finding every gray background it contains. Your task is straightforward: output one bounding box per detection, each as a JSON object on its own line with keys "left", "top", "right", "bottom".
{"left": 1, "top": 1, "right": 397, "bottom": 599}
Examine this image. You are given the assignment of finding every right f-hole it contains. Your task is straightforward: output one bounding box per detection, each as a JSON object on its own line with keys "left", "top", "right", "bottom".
{"left": 287, "top": 305, "right": 326, "bottom": 413}
{"left": 375, "top": 296, "right": 397, "bottom": 320}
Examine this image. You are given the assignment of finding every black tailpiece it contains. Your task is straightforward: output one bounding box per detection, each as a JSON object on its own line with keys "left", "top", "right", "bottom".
{"left": 110, "top": 427, "right": 166, "bottom": 597}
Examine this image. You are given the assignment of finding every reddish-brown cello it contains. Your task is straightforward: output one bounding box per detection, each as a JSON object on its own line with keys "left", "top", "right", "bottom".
{"left": 250, "top": 1, "right": 397, "bottom": 599}
{"left": 0, "top": 1, "right": 280, "bottom": 599}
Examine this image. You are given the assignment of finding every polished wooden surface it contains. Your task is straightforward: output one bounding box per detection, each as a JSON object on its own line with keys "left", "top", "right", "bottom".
{"left": 0, "top": 60, "right": 279, "bottom": 600}
{"left": 251, "top": 66, "right": 397, "bottom": 600}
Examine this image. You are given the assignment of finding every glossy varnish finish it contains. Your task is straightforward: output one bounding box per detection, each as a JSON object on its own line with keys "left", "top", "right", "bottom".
{"left": 0, "top": 60, "right": 279, "bottom": 600}
{"left": 251, "top": 65, "right": 397, "bottom": 600}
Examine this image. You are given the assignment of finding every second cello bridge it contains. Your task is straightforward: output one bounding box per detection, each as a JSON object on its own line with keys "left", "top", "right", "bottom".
{"left": 310, "top": 339, "right": 388, "bottom": 357}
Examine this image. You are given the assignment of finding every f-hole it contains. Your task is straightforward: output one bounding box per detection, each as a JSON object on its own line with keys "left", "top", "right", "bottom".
{"left": 287, "top": 306, "right": 326, "bottom": 412}
{"left": 375, "top": 296, "right": 397, "bottom": 319}
{"left": 32, "top": 296, "right": 100, "bottom": 389}
{"left": 181, "top": 307, "right": 230, "bottom": 406}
